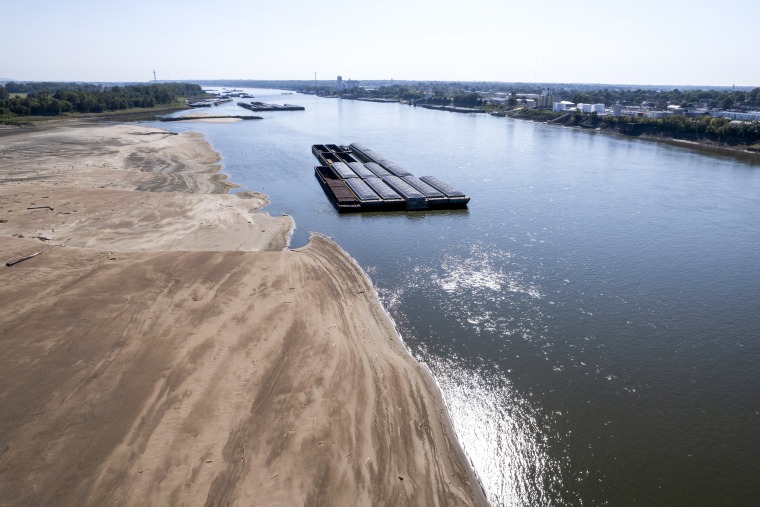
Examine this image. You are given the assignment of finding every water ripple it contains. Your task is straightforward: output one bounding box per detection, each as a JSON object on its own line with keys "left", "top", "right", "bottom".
{"left": 417, "top": 349, "right": 574, "bottom": 506}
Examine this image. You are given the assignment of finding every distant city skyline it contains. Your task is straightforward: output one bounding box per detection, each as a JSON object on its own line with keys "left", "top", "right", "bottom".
{"left": 2, "top": 0, "right": 758, "bottom": 87}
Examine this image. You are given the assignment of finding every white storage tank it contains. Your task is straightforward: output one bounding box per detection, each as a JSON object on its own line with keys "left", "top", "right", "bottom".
{"left": 554, "top": 101, "right": 576, "bottom": 112}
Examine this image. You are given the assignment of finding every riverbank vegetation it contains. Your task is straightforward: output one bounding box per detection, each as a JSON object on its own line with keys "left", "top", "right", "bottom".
{"left": 279, "top": 80, "right": 759, "bottom": 109}
{"left": 304, "top": 81, "right": 760, "bottom": 151}
{"left": 4, "top": 78, "right": 758, "bottom": 150}
{"left": 563, "top": 87, "right": 760, "bottom": 110}
{"left": 508, "top": 108, "right": 760, "bottom": 150}
{"left": 330, "top": 82, "right": 760, "bottom": 150}
{"left": 0, "top": 82, "right": 206, "bottom": 119}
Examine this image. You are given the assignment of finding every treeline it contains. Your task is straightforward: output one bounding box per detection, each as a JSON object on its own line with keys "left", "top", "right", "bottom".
{"left": 345, "top": 84, "right": 423, "bottom": 102}
{"left": 292, "top": 80, "right": 760, "bottom": 111}
{"left": 423, "top": 92, "right": 484, "bottom": 107}
{"left": 569, "top": 87, "right": 760, "bottom": 109}
{"left": 0, "top": 82, "right": 205, "bottom": 117}
{"left": 3, "top": 81, "right": 106, "bottom": 94}
{"left": 335, "top": 85, "right": 484, "bottom": 107}
{"left": 615, "top": 114, "right": 760, "bottom": 145}
{"left": 509, "top": 109, "right": 760, "bottom": 147}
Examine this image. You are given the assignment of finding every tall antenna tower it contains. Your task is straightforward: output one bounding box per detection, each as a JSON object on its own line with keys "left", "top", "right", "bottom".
{"left": 153, "top": 70, "right": 157, "bottom": 83}
{"left": 314, "top": 72, "right": 317, "bottom": 86}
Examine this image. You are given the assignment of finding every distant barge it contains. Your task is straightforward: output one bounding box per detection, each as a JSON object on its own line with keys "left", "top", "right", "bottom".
{"left": 312, "top": 143, "right": 470, "bottom": 213}
{"left": 187, "top": 98, "right": 233, "bottom": 107}
{"left": 238, "top": 101, "right": 305, "bottom": 112}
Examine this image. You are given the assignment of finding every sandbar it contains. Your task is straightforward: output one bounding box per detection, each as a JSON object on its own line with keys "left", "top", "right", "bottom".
{"left": 0, "top": 124, "right": 487, "bottom": 505}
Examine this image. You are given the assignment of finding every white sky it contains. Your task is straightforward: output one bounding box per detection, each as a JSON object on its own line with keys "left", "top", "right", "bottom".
{"left": 2, "top": 0, "right": 758, "bottom": 87}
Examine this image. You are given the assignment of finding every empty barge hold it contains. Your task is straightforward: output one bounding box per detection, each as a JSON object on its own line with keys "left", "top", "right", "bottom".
{"left": 312, "top": 143, "right": 470, "bottom": 212}
{"left": 314, "top": 166, "right": 360, "bottom": 212}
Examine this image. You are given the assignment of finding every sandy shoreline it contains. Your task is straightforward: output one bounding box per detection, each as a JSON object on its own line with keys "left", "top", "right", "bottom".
{"left": 0, "top": 124, "right": 487, "bottom": 505}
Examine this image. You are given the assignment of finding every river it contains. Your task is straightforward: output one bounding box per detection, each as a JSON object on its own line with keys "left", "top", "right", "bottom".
{"left": 147, "top": 88, "right": 760, "bottom": 506}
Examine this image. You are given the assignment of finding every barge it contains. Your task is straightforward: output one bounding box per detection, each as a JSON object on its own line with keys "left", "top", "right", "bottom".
{"left": 312, "top": 143, "right": 470, "bottom": 213}
{"left": 187, "top": 98, "right": 233, "bottom": 107}
{"left": 238, "top": 101, "right": 305, "bottom": 112}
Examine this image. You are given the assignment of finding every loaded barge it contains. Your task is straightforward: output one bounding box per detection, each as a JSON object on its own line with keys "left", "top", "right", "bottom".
{"left": 312, "top": 143, "right": 470, "bottom": 213}
{"left": 238, "top": 101, "right": 305, "bottom": 112}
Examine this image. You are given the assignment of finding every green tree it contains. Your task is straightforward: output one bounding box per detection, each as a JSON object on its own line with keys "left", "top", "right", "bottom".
{"left": 749, "top": 88, "right": 760, "bottom": 105}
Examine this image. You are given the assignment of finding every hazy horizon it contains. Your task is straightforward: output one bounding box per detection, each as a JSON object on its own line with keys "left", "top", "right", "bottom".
{"left": 1, "top": 78, "right": 756, "bottom": 92}
{"left": 2, "top": 0, "right": 758, "bottom": 87}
